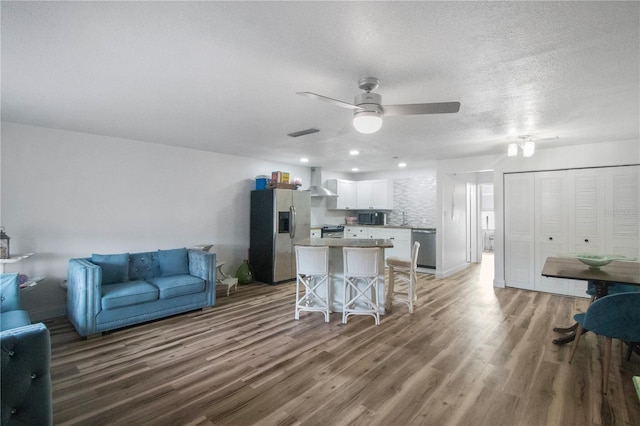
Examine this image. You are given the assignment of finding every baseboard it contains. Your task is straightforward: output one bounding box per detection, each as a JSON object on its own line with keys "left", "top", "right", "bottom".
{"left": 29, "top": 304, "right": 66, "bottom": 322}
{"left": 435, "top": 262, "right": 470, "bottom": 279}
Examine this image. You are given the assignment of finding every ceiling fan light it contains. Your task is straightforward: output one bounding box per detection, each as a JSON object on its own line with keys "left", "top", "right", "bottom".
{"left": 522, "top": 141, "right": 535, "bottom": 157}
{"left": 507, "top": 143, "right": 518, "bottom": 157}
{"left": 353, "top": 112, "right": 382, "bottom": 134}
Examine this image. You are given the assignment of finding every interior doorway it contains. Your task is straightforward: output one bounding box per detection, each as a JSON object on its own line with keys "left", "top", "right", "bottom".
{"left": 479, "top": 183, "right": 495, "bottom": 254}
{"left": 465, "top": 176, "right": 494, "bottom": 285}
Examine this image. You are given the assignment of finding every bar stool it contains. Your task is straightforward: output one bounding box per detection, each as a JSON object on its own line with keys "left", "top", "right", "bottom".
{"left": 294, "top": 246, "right": 331, "bottom": 322}
{"left": 343, "top": 247, "right": 380, "bottom": 325}
{"left": 385, "top": 241, "right": 420, "bottom": 313}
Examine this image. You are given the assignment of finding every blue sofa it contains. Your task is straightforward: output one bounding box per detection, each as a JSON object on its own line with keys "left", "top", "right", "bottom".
{"left": 67, "top": 248, "right": 216, "bottom": 337}
{"left": 1, "top": 273, "right": 53, "bottom": 426}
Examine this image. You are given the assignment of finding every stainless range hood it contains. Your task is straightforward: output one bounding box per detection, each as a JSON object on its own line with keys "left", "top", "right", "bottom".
{"left": 309, "top": 167, "right": 338, "bottom": 198}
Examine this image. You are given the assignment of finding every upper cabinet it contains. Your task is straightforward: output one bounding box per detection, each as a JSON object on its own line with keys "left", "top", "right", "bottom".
{"left": 356, "top": 180, "right": 394, "bottom": 210}
{"left": 327, "top": 179, "right": 357, "bottom": 210}
{"left": 327, "top": 179, "right": 394, "bottom": 210}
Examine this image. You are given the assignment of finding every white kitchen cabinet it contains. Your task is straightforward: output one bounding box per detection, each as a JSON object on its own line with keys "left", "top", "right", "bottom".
{"left": 327, "top": 179, "right": 357, "bottom": 210}
{"left": 344, "top": 226, "right": 375, "bottom": 239}
{"left": 327, "top": 179, "right": 393, "bottom": 210}
{"left": 504, "top": 165, "right": 639, "bottom": 297}
{"left": 356, "top": 180, "right": 394, "bottom": 210}
{"left": 344, "top": 226, "right": 411, "bottom": 260}
{"left": 374, "top": 228, "right": 411, "bottom": 260}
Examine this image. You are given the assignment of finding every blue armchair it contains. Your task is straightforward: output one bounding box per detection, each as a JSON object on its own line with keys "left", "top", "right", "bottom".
{"left": 569, "top": 292, "right": 640, "bottom": 394}
{"left": 1, "top": 273, "right": 52, "bottom": 426}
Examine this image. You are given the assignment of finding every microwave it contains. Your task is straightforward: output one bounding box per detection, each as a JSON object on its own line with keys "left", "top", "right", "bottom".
{"left": 358, "top": 212, "right": 385, "bottom": 225}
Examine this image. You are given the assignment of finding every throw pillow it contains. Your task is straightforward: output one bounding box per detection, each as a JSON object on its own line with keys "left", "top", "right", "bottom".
{"left": 92, "top": 253, "right": 130, "bottom": 285}
{"left": 158, "top": 248, "right": 190, "bottom": 277}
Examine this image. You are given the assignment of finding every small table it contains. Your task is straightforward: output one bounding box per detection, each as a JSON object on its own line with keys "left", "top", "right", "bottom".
{"left": 0, "top": 253, "right": 35, "bottom": 274}
{"left": 542, "top": 257, "right": 640, "bottom": 345}
{"left": 216, "top": 261, "right": 238, "bottom": 296}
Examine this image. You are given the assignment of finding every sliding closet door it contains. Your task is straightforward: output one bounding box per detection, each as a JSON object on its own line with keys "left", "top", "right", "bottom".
{"left": 605, "top": 165, "right": 640, "bottom": 258}
{"left": 534, "top": 171, "right": 568, "bottom": 294}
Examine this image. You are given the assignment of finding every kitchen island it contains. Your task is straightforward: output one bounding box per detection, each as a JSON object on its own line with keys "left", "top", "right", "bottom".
{"left": 295, "top": 238, "right": 393, "bottom": 314}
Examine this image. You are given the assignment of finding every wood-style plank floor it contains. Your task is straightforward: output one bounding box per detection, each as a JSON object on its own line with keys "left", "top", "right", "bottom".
{"left": 46, "top": 258, "right": 640, "bottom": 425}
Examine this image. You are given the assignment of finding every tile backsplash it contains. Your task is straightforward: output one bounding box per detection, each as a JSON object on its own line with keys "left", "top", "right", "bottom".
{"left": 387, "top": 176, "right": 437, "bottom": 227}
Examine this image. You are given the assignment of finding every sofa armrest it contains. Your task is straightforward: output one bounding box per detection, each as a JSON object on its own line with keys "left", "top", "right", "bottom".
{"left": 67, "top": 258, "right": 102, "bottom": 337}
{"left": 188, "top": 250, "right": 216, "bottom": 306}
{"left": 0, "top": 273, "right": 21, "bottom": 313}
{"left": 1, "top": 323, "right": 52, "bottom": 426}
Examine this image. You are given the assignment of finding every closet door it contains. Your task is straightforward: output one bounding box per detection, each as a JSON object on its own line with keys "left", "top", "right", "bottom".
{"left": 504, "top": 173, "right": 535, "bottom": 290}
{"left": 534, "top": 171, "right": 568, "bottom": 294}
{"left": 604, "top": 165, "right": 640, "bottom": 259}
{"left": 564, "top": 168, "right": 604, "bottom": 296}
{"left": 567, "top": 169, "right": 606, "bottom": 254}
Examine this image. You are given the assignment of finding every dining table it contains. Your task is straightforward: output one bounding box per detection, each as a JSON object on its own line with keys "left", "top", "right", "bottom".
{"left": 542, "top": 256, "right": 640, "bottom": 345}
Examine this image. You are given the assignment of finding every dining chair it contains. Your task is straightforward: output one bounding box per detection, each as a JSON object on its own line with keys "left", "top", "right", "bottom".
{"left": 385, "top": 241, "right": 420, "bottom": 313}
{"left": 343, "top": 247, "right": 380, "bottom": 325}
{"left": 569, "top": 292, "right": 640, "bottom": 394}
{"left": 586, "top": 280, "right": 640, "bottom": 302}
{"left": 586, "top": 280, "right": 640, "bottom": 360}
{"left": 294, "top": 246, "right": 331, "bottom": 322}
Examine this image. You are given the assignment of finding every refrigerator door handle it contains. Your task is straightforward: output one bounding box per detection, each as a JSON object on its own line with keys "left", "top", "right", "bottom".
{"left": 290, "top": 206, "right": 296, "bottom": 239}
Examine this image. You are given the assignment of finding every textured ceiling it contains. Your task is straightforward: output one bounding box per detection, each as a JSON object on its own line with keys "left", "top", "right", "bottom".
{"left": 2, "top": 1, "right": 639, "bottom": 172}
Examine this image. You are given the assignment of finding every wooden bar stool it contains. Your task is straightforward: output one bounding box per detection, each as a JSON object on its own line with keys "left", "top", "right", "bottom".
{"left": 385, "top": 241, "right": 420, "bottom": 313}
{"left": 342, "top": 247, "right": 380, "bottom": 325}
{"left": 294, "top": 246, "right": 331, "bottom": 322}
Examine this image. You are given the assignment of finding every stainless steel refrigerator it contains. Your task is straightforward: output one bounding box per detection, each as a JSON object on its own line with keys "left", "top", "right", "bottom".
{"left": 250, "top": 189, "right": 311, "bottom": 284}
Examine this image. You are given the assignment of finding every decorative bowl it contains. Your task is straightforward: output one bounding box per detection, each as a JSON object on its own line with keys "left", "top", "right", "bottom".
{"left": 568, "top": 253, "right": 630, "bottom": 269}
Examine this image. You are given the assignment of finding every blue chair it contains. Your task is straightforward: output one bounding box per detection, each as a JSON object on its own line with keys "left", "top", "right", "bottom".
{"left": 586, "top": 280, "right": 640, "bottom": 301}
{"left": 586, "top": 280, "right": 640, "bottom": 360}
{"left": 1, "top": 273, "right": 53, "bottom": 425}
{"left": 569, "top": 292, "right": 640, "bottom": 394}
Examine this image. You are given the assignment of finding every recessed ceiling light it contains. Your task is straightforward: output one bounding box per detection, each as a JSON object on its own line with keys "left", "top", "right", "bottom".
{"left": 352, "top": 168, "right": 359, "bottom": 172}
{"left": 300, "top": 157, "right": 309, "bottom": 163}
{"left": 398, "top": 162, "right": 407, "bottom": 167}
{"left": 349, "top": 150, "right": 359, "bottom": 156}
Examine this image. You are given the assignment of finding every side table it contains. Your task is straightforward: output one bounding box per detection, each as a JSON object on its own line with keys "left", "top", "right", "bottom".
{"left": 216, "top": 261, "right": 238, "bottom": 296}
{"left": 0, "top": 253, "right": 35, "bottom": 274}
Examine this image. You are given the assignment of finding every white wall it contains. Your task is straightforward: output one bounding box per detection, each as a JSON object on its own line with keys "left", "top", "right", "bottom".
{"left": 0, "top": 122, "right": 311, "bottom": 320}
{"left": 437, "top": 139, "right": 640, "bottom": 286}
{"left": 309, "top": 169, "right": 353, "bottom": 226}
{"left": 436, "top": 171, "right": 473, "bottom": 278}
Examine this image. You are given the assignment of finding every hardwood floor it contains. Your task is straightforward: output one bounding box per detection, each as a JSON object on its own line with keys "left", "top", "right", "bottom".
{"left": 47, "top": 260, "right": 640, "bottom": 425}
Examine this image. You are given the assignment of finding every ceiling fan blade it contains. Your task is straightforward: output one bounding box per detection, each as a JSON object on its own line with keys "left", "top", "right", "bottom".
{"left": 297, "top": 92, "right": 363, "bottom": 110}
{"left": 383, "top": 102, "right": 461, "bottom": 116}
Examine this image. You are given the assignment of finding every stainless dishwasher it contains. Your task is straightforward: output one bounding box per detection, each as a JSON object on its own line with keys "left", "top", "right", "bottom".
{"left": 412, "top": 229, "right": 436, "bottom": 268}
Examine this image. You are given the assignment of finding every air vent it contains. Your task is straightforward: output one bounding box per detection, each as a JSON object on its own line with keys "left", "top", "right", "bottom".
{"left": 287, "top": 128, "right": 320, "bottom": 138}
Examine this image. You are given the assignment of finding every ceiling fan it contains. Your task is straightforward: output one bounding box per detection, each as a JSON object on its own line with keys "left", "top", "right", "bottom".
{"left": 297, "top": 77, "right": 460, "bottom": 134}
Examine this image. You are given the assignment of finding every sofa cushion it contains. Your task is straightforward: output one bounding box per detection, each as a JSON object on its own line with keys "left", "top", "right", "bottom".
{"left": 147, "top": 275, "right": 205, "bottom": 299}
{"left": 1, "top": 310, "right": 32, "bottom": 331}
{"left": 129, "top": 252, "right": 160, "bottom": 281}
{"left": 158, "top": 248, "right": 189, "bottom": 277}
{"left": 92, "top": 253, "right": 130, "bottom": 285}
{"left": 101, "top": 280, "right": 159, "bottom": 310}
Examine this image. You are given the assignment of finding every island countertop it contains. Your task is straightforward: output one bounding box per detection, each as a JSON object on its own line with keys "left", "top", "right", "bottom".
{"left": 296, "top": 238, "right": 393, "bottom": 248}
